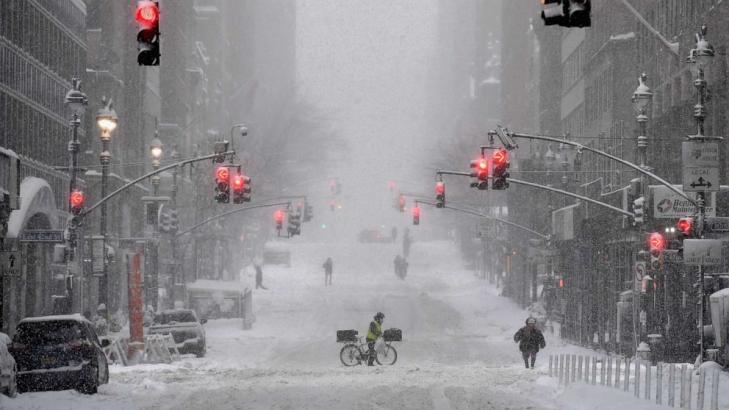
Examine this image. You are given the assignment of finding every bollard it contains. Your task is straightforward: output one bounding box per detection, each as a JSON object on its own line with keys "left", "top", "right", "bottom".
{"left": 614, "top": 357, "right": 621, "bottom": 388}
{"left": 559, "top": 354, "right": 564, "bottom": 384}
{"left": 710, "top": 368, "right": 719, "bottom": 410}
{"left": 585, "top": 355, "right": 591, "bottom": 384}
{"left": 577, "top": 355, "right": 583, "bottom": 381}
{"left": 606, "top": 356, "right": 612, "bottom": 386}
{"left": 680, "top": 364, "right": 686, "bottom": 408}
{"left": 656, "top": 362, "right": 663, "bottom": 405}
{"left": 565, "top": 354, "right": 571, "bottom": 385}
{"left": 624, "top": 358, "right": 631, "bottom": 392}
{"left": 645, "top": 361, "right": 651, "bottom": 400}
{"left": 668, "top": 363, "right": 675, "bottom": 407}
{"left": 600, "top": 357, "right": 606, "bottom": 385}
{"left": 549, "top": 355, "right": 553, "bottom": 377}
{"left": 571, "top": 354, "right": 577, "bottom": 383}
{"left": 634, "top": 359, "right": 641, "bottom": 398}
{"left": 591, "top": 356, "right": 597, "bottom": 385}
{"left": 697, "top": 367, "right": 705, "bottom": 410}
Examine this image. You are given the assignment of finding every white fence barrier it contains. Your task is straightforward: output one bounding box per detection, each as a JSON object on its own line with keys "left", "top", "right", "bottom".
{"left": 548, "top": 354, "right": 722, "bottom": 410}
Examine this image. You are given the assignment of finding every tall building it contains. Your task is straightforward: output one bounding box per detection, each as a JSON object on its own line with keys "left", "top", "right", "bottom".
{"left": 0, "top": 0, "right": 87, "bottom": 333}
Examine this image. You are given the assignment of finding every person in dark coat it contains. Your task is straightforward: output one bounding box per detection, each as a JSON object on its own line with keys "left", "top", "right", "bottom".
{"left": 323, "top": 257, "right": 333, "bottom": 286}
{"left": 514, "top": 317, "right": 546, "bottom": 369}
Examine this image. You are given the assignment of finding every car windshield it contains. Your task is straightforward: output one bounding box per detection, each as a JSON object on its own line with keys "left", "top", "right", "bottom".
{"left": 155, "top": 311, "right": 196, "bottom": 324}
{"left": 16, "top": 321, "right": 84, "bottom": 345}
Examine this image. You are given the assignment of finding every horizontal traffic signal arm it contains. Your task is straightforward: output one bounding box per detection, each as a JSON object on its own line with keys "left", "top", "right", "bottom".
{"left": 175, "top": 201, "right": 291, "bottom": 237}
{"left": 506, "top": 178, "right": 634, "bottom": 218}
{"left": 415, "top": 199, "right": 549, "bottom": 240}
{"left": 81, "top": 150, "right": 236, "bottom": 217}
{"left": 491, "top": 127, "right": 698, "bottom": 208}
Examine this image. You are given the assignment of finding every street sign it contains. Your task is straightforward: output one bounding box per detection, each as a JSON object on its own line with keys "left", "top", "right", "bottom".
{"left": 0, "top": 250, "right": 21, "bottom": 276}
{"left": 650, "top": 185, "right": 715, "bottom": 218}
{"left": 19, "top": 230, "right": 64, "bottom": 243}
{"left": 683, "top": 239, "right": 723, "bottom": 266}
{"left": 682, "top": 141, "right": 719, "bottom": 192}
{"left": 634, "top": 261, "right": 646, "bottom": 282}
{"left": 704, "top": 217, "right": 729, "bottom": 233}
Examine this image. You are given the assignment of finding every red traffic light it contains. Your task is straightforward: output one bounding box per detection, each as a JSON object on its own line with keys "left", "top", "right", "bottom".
{"left": 435, "top": 181, "right": 445, "bottom": 195}
{"left": 412, "top": 206, "right": 421, "bottom": 217}
{"left": 478, "top": 158, "right": 488, "bottom": 170}
{"left": 274, "top": 210, "right": 285, "bottom": 224}
{"left": 136, "top": 1, "right": 160, "bottom": 27}
{"left": 231, "top": 174, "right": 244, "bottom": 192}
{"left": 648, "top": 232, "right": 666, "bottom": 251}
{"left": 493, "top": 149, "right": 508, "bottom": 166}
{"left": 676, "top": 218, "right": 693, "bottom": 236}
{"left": 70, "top": 190, "right": 85, "bottom": 208}
{"left": 216, "top": 167, "right": 230, "bottom": 182}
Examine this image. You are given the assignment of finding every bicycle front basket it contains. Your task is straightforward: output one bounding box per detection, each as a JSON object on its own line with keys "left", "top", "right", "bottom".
{"left": 336, "top": 329, "right": 358, "bottom": 342}
{"left": 383, "top": 328, "right": 402, "bottom": 342}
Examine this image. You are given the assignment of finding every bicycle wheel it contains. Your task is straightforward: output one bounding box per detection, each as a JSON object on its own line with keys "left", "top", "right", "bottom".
{"left": 375, "top": 344, "right": 397, "bottom": 365}
{"left": 340, "top": 344, "right": 360, "bottom": 366}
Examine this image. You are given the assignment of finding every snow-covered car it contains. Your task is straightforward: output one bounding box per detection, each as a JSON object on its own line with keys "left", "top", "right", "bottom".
{"left": 0, "top": 332, "right": 16, "bottom": 397}
{"left": 148, "top": 309, "right": 207, "bottom": 357}
{"left": 9, "top": 314, "right": 110, "bottom": 394}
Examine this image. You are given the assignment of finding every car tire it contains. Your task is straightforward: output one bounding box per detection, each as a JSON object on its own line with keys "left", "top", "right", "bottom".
{"left": 77, "top": 364, "right": 98, "bottom": 395}
{"left": 195, "top": 345, "right": 206, "bottom": 358}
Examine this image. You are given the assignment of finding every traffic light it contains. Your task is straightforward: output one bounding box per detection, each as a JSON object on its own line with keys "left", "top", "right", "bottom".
{"left": 491, "top": 149, "right": 510, "bottom": 190}
{"left": 274, "top": 210, "right": 284, "bottom": 231}
{"left": 540, "top": 0, "right": 590, "bottom": 28}
{"left": 288, "top": 212, "right": 302, "bottom": 236}
{"left": 70, "top": 190, "right": 85, "bottom": 215}
{"left": 215, "top": 166, "right": 230, "bottom": 203}
{"left": 231, "top": 173, "right": 251, "bottom": 204}
{"left": 470, "top": 157, "right": 488, "bottom": 190}
{"left": 304, "top": 203, "right": 314, "bottom": 222}
{"left": 398, "top": 195, "right": 406, "bottom": 212}
{"left": 158, "top": 209, "right": 170, "bottom": 232}
{"left": 135, "top": 1, "right": 160, "bottom": 66}
{"left": 168, "top": 208, "right": 179, "bottom": 233}
{"left": 676, "top": 217, "right": 694, "bottom": 237}
{"left": 435, "top": 181, "right": 446, "bottom": 208}
{"left": 648, "top": 232, "right": 666, "bottom": 270}
{"left": 633, "top": 196, "right": 645, "bottom": 225}
{"left": 412, "top": 205, "right": 420, "bottom": 225}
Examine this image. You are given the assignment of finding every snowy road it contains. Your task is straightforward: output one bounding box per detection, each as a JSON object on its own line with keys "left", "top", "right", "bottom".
{"left": 2, "top": 240, "right": 672, "bottom": 409}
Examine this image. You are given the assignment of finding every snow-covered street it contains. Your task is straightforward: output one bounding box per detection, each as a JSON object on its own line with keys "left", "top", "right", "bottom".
{"left": 2, "top": 240, "right": 687, "bottom": 409}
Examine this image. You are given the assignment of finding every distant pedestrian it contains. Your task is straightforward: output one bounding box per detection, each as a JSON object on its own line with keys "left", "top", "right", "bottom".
{"left": 255, "top": 264, "right": 268, "bottom": 290}
{"left": 323, "top": 257, "right": 333, "bottom": 286}
{"left": 513, "top": 317, "right": 546, "bottom": 369}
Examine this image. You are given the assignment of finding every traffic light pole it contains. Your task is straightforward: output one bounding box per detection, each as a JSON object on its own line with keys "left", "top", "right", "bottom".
{"left": 175, "top": 202, "right": 292, "bottom": 237}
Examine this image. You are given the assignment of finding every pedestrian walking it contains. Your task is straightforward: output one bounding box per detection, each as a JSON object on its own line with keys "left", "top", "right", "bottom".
{"left": 255, "top": 263, "right": 268, "bottom": 290}
{"left": 513, "top": 317, "right": 546, "bottom": 369}
{"left": 323, "top": 257, "right": 333, "bottom": 286}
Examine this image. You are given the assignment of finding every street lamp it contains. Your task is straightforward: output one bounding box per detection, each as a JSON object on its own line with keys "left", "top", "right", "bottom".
{"left": 631, "top": 73, "right": 653, "bottom": 172}
{"left": 686, "top": 25, "right": 714, "bottom": 139}
{"left": 149, "top": 136, "right": 163, "bottom": 196}
{"left": 95, "top": 96, "right": 118, "bottom": 309}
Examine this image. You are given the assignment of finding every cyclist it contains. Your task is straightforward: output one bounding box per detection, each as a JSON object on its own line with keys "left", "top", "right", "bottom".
{"left": 366, "top": 312, "right": 385, "bottom": 366}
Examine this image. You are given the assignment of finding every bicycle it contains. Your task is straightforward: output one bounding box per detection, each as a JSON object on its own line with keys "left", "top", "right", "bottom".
{"left": 339, "top": 336, "right": 398, "bottom": 366}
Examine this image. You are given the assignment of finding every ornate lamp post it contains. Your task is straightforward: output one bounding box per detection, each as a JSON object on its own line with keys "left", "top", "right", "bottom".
{"left": 95, "top": 97, "right": 118, "bottom": 308}
{"left": 631, "top": 73, "right": 653, "bottom": 172}
{"left": 149, "top": 136, "right": 163, "bottom": 196}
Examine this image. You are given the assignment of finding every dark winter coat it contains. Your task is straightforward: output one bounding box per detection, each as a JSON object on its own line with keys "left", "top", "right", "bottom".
{"left": 513, "top": 326, "right": 546, "bottom": 353}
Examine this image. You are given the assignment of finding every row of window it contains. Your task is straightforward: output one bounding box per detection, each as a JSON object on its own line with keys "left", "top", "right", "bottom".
{"left": 0, "top": 1, "right": 85, "bottom": 82}
{"left": 562, "top": 46, "right": 584, "bottom": 94}
{"left": 0, "top": 92, "right": 70, "bottom": 171}
{"left": 0, "top": 41, "right": 73, "bottom": 119}
{"left": 585, "top": 68, "right": 613, "bottom": 124}
{"left": 36, "top": 0, "right": 86, "bottom": 37}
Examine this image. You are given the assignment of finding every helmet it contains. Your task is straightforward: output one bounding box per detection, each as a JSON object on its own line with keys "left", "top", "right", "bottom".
{"left": 374, "top": 312, "right": 385, "bottom": 321}
{"left": 526, "top": 317, "right": 537, "bottom": 325}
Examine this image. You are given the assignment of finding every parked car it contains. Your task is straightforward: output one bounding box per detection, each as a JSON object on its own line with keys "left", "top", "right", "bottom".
{"left": 148, "top": 309, "right": 207, "bottom": 357}
{"left": 0, "top": 332, "right": 16, "bottom": 397}
{"left": 9, "top": 314, "right": 109, "bottom": 394}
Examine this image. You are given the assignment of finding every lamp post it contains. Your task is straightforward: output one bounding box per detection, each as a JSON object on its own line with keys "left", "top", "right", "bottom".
{"left": 169, "top": 146, "right": 180, "bottom": 307}
{"left": 64, "top": 78, "right": 87, "bottom": 313}
{"left": 95, "top": 97, "right": 118, "bottom": 308}
{"left": 631, "top": 73, "right": 653, "bottom": 350}
{"left": 150, "top": 136, "right": 163, "bottom": 196}
{"left": 686, "top": 25, "right": 715, "bottom": 363}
